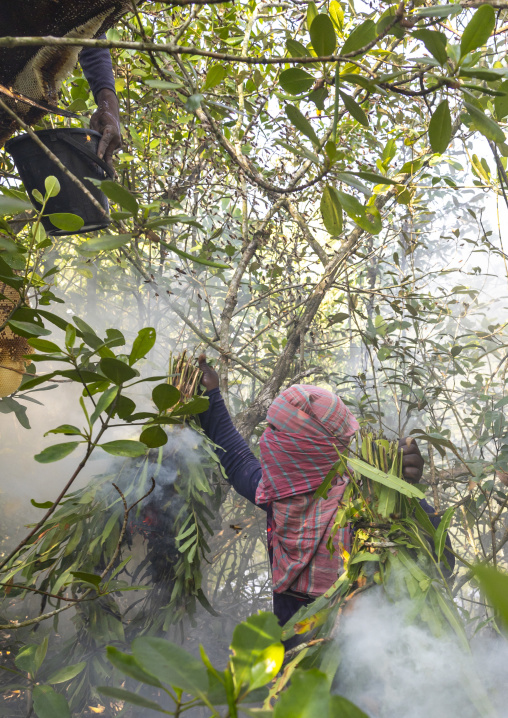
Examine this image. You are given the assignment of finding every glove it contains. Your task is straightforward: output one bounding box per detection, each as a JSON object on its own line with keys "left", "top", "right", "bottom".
{"left": 90, "top": 88, "right": 122, "bottom": 168}
{"left": 197, "top": 354, "right": 219, "bottom": 392}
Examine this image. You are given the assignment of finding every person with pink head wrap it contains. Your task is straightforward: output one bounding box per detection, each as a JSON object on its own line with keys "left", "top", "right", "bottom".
{"left": 197, "top": 355, "right": 426, "bottom": 645}
{"left": 256, "top": 384, "right": 359, "bottom": 597}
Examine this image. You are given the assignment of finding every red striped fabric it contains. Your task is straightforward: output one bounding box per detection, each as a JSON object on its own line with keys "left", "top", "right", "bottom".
{"left": 255, "top": 384, "right": 359, "bottom": 596}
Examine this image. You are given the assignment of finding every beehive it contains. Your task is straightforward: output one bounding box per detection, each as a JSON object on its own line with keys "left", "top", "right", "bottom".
{"left": 0, "top": 282, "right": 33, "bottom": 397}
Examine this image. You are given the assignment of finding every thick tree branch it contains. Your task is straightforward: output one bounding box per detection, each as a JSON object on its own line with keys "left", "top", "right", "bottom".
{"left": 0, "top": 12, "right": 404, "bottom": 64}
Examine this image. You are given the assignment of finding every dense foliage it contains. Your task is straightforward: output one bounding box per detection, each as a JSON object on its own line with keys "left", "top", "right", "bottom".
{"left": 2, "top": 0, "right": 508, "bottom": 716}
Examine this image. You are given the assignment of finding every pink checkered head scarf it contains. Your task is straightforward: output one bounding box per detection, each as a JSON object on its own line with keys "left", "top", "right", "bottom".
{"left": 256, "top": 384, "right": 359, "bottom": 504}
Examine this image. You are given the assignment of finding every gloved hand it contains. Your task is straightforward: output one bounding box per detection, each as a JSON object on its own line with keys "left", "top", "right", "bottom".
{"left": 90, "top": 88, "right": 122, "bottom": 168}
{"left": 198, "top": 354, "right": 219, "bottom": 392}
{"left": 399, "top": 437, "right": 424, "bottom": 484}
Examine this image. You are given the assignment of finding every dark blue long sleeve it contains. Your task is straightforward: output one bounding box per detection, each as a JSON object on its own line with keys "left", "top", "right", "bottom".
{"left": 199, "top": 388, "right": 265, "bottom": 509}
{"left": 79, "top": 36, "right": 116, "bottom": 101}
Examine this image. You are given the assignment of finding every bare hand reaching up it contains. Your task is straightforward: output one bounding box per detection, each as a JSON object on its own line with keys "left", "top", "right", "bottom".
{"left": 198, "top": 354, "right": 219, "bottom": 392}
{"left": 399, "top": 437, "right": 424, "bottom": 484}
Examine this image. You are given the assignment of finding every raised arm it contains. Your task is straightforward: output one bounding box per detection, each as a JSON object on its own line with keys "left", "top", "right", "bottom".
{"left": 198, "top": 355, "right": 265, "bottom": 508}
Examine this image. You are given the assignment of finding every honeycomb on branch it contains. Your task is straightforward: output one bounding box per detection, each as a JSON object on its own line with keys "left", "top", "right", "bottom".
{"left": 0, "top": 283, "right": 33, "bottom": 398}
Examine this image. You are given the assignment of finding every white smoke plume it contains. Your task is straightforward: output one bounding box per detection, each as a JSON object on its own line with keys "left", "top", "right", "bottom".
{"left": 333, "top": 587, "right": 508, "bottom": 718}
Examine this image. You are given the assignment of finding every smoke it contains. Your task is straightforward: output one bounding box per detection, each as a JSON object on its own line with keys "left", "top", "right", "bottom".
{"left": 333, "top": 587, "right": 508, "bottom": 718}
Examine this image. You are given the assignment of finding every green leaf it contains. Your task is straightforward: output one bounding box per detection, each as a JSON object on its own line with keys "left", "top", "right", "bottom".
{"left": 309, "top": 14, "right": 336, "bottom": 56}
{"left": 152, "top": 383, "right": 181, "bottom": 411}
{"left": 320, "top": 186, "right": 343, "bottom": 235}
{"left": 33, "top": 685, "right": 71, "bottom": 718}
{"left": 34, "top": 442, "right": 79, "bottom": 463}
{"left": 460, "top": 67, "right": 505, "bottom": 81}
{"left": 132, "top": 637, "right": 209, "bottom": 695}
{"left": 429, "top": 100, "right": 452, "bottom": 154}
{"left": 0, "top": 195, "right": 32, "bottom": 216}
{"left": 203, "top": 64, "right": 227, "bottom": 90}
{"left": 47, "top": 213, "right": 84, "bottom": 232}
{"left": 335, "top": 173, "right": 370, "bottom": 196}
{"left": 100, "top": 180, "right": 138, "bottom": 215}
{"left": 274, "top": 669, "right": 329, "bottom": 718}
{"left": 106, "top": 646, "right": 163, "bottom": 687}
{"left": 130, "top": 327, "right": 156, "bottom": 365}
{"left": 279, "top": 68, "right": 315, "bottom": 95}
{"left": 186, "top": 93, "right": 204, "bottom": 111}
{"left": 81, "top": 234, "right": 132, "bottom": 252}
{"left": 474, "top": 566, "right": 508, "bottom": 626}
{"left": 285, "top": 104, "right": 320, "bottom": 147}
{"left": 340, "top": 73, "right": 376, "bottom": 91}
{"left": 47, "top": 661, "right": 86, "bottom": 684}
{"left": 171, "top": 396, "right": 209, "bottom": 416}
{"left": 349, "top": 551, "right": 380, "bottom": 565}
{"left": 90, "top": 385, "right": 118, "bottom": 424}
{"left": 464, "top": 102, "right": 505, "bottom": 144}
{"left": 98, "top": 686, "right": 168, "bottom": 713}
{"left": 27, "top": 338, "right": 62, "bottom": 353}
{"left": 356, "top": 170, "right": 398, "bottom": 185}
{"left": 377, "top": 484, "right": 397, "bottom": 518}
{"left": 338, "top": 90, "right": 368, "bottom": 127}
{"left": 100, "top": 440, "right": 147, "bottom": 457}
{"left": 434, "top": 506, "right": 455, "bottom": 560}
{"left": 377, "top": 346, "right": 391, "bottom": 361}
{"left": 340, "top": 19, "right": 376, "bottom": 56}
{"left": 65, "top": 324, "right": 76, "bottom": 349}
{"left": 335, "top": 190, "right": 382, "bottom": 234}
{"left": 71, "top": 571, "right": 102, "bottom": 588}
{"left": 45, "top": 424, "right": 82, "bottom": 436}
{"left": 60, "top": 368, "right": 104, "bottom": 384}
{"left": 249, "top": 643, "right": 284, "bottom": 691}
{"left": 413, "top": 29, "right": 448, "bottom": 66}
{"left": 159, "top": 239, "right": 229, "bottom": 268}
{"left": 495, "top": 80, "right": 508, "bottom": 120}
{"left": 286, "top": 39, "right": 308, "bottom": 58}
{"left": 413, "top": 499, "right": 437, "bottom": 537}
{"left": 414, "top": 4, "right": 461, "bottom": 18}
{"left": 231, "top": 613, "right": 282, "bottom": 690}
{"left": 329, "top": 695, "right": 369, "bottom": 717}
{"left": 113, "top": 394, "right": 136, "bottom": 420}
{"left": 344, "top": 454, "right": 425, "bottom": 498}
{"left": 0, "top": 236, "right": 20, "bottom": 252}
{"left": 15, "top": 645, "right": 38, "bottom": 675}
{"left": 105, "top": 327, "right": 125, "bottom": 348}
{"left": 35, "top": 637, "right": 49, "bottom": 674}
{"left": 100, "top": 357, "right": 138, "bottom": 385}
{"left": 140, "top": 425, "right": 168, "bottom": 448}
{"left": 145, "top": 79, "right": 184, "bottom": 90}
{"left": 312, "top": 457, "right": 346, "bottom": 499}
{"left": 307, "top": 2, "right": 318, "bottom": 30}
{"left": 44, "top": 176, "right": 60, "bottom": 198}
{"left": 329, "top": 1, "right": 344, "bottom": 31}
{"left": 460, "top": 5, "right": 495, "bottom": 58}
{"left": 30, "top": 499, "right": 53, "bottom": 509}
{"left": 8, "top": 320, "right": 51, "bottom": 337}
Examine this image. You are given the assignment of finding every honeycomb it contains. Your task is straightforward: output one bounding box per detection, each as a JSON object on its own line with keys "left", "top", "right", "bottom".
{"left": 0, "top": 282, "right": 34, "bottom": 398}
